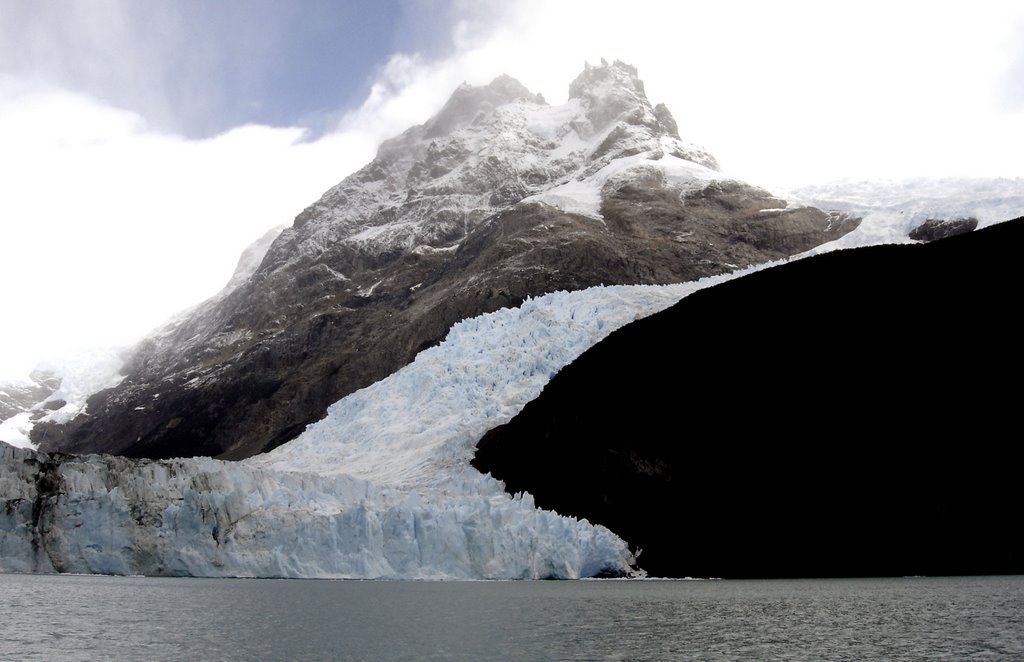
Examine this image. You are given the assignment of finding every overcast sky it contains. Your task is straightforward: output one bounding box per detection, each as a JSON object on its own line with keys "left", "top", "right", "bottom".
{"left": 1, "top": 0, "right": 1022, "bottom": 380}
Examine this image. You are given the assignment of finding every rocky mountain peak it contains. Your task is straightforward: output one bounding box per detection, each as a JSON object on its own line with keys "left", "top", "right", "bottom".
{"left": 568, "top": 60, "right": 656, "bottom": 133}
{"left": 569, "top": 59, "right": 645, "bottom": 100}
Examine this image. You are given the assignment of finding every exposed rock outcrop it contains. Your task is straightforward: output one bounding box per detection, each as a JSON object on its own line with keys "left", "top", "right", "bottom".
{"left": 909, "top": 217, "right": 978, "bottom": 242}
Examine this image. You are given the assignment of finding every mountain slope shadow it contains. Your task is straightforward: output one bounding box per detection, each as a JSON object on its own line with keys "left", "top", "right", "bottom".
{"left": 473, "top": 218, "right": 1024, "bottom": 579}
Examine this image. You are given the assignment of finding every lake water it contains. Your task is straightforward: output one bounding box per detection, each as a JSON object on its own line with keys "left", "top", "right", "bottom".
{"left": 1, "top": 574, "right": 1022, "bottom": 660}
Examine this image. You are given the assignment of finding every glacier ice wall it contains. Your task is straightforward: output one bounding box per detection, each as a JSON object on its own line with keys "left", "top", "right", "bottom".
{"left": 1, "top": 443, "right": 630, "bottom": 579}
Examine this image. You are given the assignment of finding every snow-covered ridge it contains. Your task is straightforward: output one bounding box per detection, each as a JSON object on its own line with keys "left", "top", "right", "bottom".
{"left": 787, "top": 177, "right": 1024, "bottom": 250}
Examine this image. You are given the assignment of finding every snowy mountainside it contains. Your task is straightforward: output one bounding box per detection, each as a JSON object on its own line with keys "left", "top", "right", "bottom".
{"left": 39, "top": 60, "right": 853, "bottom": 461}
{"left": 787, "top": 177, "right": 1024, "bottom": 250}
{"left": 0, "top": 352, "right": 124, "bottom": 450}
{"left": 3, "top": 225, "right": 284, "bottom": 451}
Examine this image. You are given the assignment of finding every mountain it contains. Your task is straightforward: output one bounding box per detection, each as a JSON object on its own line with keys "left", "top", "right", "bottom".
{"left": 8, "top": 60, "right": 1015, "bottom": 580}
{"left": 32, "top": 60, "right": 856, "bottom": 461}
{"left": 473, "top": 217, "right": 1024, "bottom": 578}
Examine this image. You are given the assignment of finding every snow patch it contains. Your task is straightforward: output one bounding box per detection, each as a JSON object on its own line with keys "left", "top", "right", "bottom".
{"left": 0, "top": 412, "right": 33, "bottom": 449}
{"left": 523, "top": 151, "right": 724, "bottom": 220}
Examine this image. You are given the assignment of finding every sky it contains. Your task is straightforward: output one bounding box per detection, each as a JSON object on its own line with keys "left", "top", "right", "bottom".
{"left": 1, "top": 0, "right": 1022, "bottom": 380}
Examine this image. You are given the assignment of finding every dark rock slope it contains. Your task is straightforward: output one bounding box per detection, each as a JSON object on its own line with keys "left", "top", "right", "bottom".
{"left": 473, "top": 217, "right": 1024, "bottom": 579}
{"left": 36, "top": 61, "right": 855, "bottom": 460}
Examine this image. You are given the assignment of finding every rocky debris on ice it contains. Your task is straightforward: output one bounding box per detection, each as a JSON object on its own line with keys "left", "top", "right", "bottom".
{"left": 908, "top": 217, "right": 978, "bottom": 242}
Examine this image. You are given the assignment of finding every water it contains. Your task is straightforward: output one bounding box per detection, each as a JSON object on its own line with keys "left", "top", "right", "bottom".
{"left": 1, "top": 575, "right": 1022, "bottom": 660}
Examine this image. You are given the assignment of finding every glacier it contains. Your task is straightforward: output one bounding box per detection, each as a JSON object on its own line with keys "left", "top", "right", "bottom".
{"left": 2, "top": 280, "right": 754, "bottom": 579}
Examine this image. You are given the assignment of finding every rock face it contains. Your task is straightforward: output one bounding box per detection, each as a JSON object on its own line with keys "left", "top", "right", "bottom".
{"left": 473, "top": 217, "right": 1024, "bottom": 579}
{"left": 908, "top": 217, "right": 978, "bottom": 242}
{"left": 36, "top": 60, "right": 856, "bottom": 461}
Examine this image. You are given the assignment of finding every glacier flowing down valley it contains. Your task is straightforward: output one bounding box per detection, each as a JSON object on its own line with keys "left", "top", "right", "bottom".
{"left": 3, "top": 280, "right": 753, "bottom": 579}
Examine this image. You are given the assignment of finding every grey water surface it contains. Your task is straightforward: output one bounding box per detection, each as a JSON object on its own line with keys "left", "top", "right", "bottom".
{"left": 1, "top": 574, "right": 1022, "bottom": 660}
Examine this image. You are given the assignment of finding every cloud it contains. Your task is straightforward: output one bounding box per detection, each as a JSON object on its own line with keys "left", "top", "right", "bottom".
{"left": 0, "top": 77, "right": 379, "bottom": 379}
{"left": 999, "top": 19, "right": 1024, "bottom": 111}
{"left": 373, "top": 0, "right": 1024, "bottom": 187}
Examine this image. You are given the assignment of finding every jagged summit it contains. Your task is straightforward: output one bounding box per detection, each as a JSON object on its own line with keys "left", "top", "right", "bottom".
{"left": 34, "top": 62, "right": 855, "bottom": 460}
{"left": 424, "top": 74, "right": 544, "bottom": 138}
{"left": 571, "top": 59, "right": 645, "bottom": 97}
{"left": 568, "top": 59, "right": 667, "bottom": 137}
